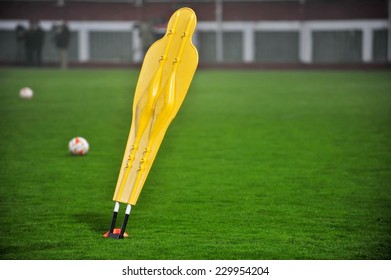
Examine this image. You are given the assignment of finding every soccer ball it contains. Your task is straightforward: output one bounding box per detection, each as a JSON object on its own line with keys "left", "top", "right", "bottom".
{"left": 19, "top": 87, "right": 33, "bottom": 99}
{"left": 68, "top": 137, "right": 89, "bottom": 155}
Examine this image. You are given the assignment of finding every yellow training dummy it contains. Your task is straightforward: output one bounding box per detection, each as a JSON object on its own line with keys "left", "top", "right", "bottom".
{"left": 105, "top": 7, "right": 198, "bottom": 239}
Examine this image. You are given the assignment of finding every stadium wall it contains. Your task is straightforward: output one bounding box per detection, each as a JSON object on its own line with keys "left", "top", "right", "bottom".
{"left": 0, "top": 0, "right": 389, "bottom": 67}
{"left": 0, "top": 19, "right": 388, "bottom": 66}
{"left": 0, "top": 0, "right": 387, "bottom": 21}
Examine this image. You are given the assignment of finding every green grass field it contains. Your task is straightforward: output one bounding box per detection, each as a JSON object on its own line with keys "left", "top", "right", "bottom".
{"left": 0, "top": 68, "right": 390, "bottom": 260}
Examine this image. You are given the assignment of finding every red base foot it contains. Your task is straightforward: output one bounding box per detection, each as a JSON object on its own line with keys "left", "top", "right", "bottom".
{"left": 103, "top": 228, "right": 129, "bottom": 238}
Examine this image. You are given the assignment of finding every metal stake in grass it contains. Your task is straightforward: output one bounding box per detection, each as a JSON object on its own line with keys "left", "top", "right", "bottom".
{"left": 104, "top": 7, "right": 198, "bottom": 239}
{"left": 108, "top": 202, "right": 120, "bottom": 234}
{"left": 104, "top": 203, "right": 131, "bottom": 239}
{"left": 118, "top": 204, "right": 132, "bottom": 239}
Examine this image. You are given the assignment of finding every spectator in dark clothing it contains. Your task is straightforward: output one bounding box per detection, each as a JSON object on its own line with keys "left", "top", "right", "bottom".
{"left": 139, "top": 20, "right": 155, "bottom": 56}
{"left": 15, "top": 24, "right": 26, "bottom": 63}
{"left": 25, "top": 22, "right": 44, "bottom": 66}
{"left": 54, "top": 22, "right": 71, "bottom": 69}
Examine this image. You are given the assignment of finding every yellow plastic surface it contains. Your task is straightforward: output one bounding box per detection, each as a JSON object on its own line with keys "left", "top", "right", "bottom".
{"left": 113, "top": 7, "right": 198, "bottom": 205}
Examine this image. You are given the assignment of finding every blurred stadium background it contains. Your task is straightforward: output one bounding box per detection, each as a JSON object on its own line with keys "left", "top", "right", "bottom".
{"left": 0, "top": 0, "right": 389, "bottom": 68}
{"left": 1, "top": 1, "right": 391, "bottom": 261}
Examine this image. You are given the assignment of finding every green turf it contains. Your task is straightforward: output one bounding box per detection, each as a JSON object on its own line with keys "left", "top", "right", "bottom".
{"left": 0, "top": 68, "right": 390, "bottom": 260}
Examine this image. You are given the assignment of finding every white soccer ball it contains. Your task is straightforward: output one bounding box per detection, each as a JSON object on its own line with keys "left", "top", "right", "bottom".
{"left": 19, "top": 87, "right": 33, "bottom": 99}
{"left": 68, "top": 137, "right": 89, "bottom": 155}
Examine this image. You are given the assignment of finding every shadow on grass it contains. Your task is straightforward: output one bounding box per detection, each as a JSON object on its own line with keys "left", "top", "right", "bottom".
{"left": 0, "top": 241, "right": 72, "bottom": 260}
{"left": 73, "top": 211, "right": 111, "bottom": 235}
